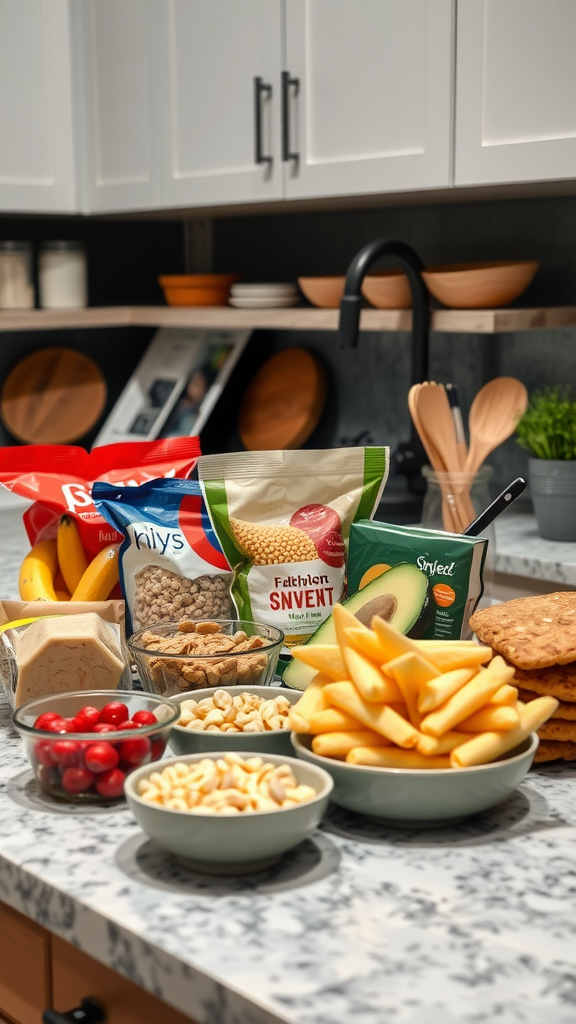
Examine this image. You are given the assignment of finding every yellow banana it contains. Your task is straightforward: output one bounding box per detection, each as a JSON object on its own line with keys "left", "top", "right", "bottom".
{"left": 19, "top": 540, "right": 58, "bottom": 601}
{"left": 71, "top": 544, "right": 120, "bottom": 602}
{"left": 55, "top": 589, "right": 72, "bottom": 601}
{"left": 57, "top": 515, "right": 89, "bottom": 595}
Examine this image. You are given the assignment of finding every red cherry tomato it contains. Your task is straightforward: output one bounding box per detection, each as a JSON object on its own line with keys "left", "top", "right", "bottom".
{"left": 34, "top": 712, "right": 61, "bottom": 730}
{"left": 150, "top": 737, "right": 166, "bottom": 762}
{"left": 51, "top": 740, "right": 80, "bottom": 767}
{"left": 95, "top": 768, "right": 126, "bottom": 799}
{"left": 99, "top": 702, "right": 129, "bottom": 727}
{"left": 61, "top": 766, "right": 95, "bottom": 794}
{"left": 117, "top": 721, "right": 140, "bottom": 731}
{"left": 61, "top": 718, "right": 80, "bottom": 733}
{"left": 131, "top": 710, "right": 157, "bottom": 726}
{"left": 120, "top": 736, "right": 151, "bottom": 766}
{"left": 72, "top": 706, "right": 101, "bottom": 732}
{"left": 84, "top": 742, "right": 119, "bottom": 774}
{"left": 39, "top": 718, "right": 68, "bottom": 734}
{"left": 37, "top": 765, "right": 57, "bottom": 789}
{"left": 92, "top": 722, "right": 118, "bottom": 733}
{"left": 34, "top": 740, "right": 55, "bottom": 766}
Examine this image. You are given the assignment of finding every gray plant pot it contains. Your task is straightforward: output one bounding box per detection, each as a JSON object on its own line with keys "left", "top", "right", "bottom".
{"left": 529, "top": 457, "right": 576, "bottom": 541}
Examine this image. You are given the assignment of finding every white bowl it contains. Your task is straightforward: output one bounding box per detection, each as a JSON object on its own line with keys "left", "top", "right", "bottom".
{"left": 125, "top": 750, "right": 333, "bottom": 873}
{"left": 168, "top": 685, "right": 301, "bottom": 756}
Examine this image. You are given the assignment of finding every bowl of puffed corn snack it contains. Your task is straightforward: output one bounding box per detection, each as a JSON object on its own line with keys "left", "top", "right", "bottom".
{"left": 124, "top": 750, "right": 333, "bottom": 873}
{"left": 128, "top": 619, "right": 284, "bottom": 697}
{"left": 169, "top": 686, "right": 301, "bottom": 756}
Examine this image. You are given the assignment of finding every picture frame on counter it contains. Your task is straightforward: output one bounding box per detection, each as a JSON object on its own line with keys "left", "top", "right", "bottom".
{"left": 92, "top": 327, "right": 252, "bottom": 446}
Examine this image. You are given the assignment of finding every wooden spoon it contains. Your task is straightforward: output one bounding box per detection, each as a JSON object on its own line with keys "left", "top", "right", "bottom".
{"left": 465, "top": 377, "right": 528, "bottom": 474}
{"left": 409, "top": 383, "right": 462, "bottom": 532}
{"left": 415, "top": 383, "right": 468, "bottom": 531}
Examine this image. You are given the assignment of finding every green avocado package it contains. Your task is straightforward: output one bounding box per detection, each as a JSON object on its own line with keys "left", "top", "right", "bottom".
{"left": 198, "top": 447, "right": 388, "bottom": 648}
{"left": 347, "top": 520, "right": 488, "bottom": 641}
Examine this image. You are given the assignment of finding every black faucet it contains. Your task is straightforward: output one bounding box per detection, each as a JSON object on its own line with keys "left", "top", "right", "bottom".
{"left": 338, "top": 238, "right": 430, "bottom": 513}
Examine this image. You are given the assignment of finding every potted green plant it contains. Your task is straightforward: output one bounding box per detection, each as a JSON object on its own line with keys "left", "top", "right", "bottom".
{"left": 516, "top": 386, "right": 576, "bottom": 541}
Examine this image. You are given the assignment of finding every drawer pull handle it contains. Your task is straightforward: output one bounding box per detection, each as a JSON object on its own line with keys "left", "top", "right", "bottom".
{"left": 43, "top": 996, "right": 106, "bottom": 1024}
{"left": 281, "top": 70, "right": 299, "bottom": 162}
{"left": 254, "top": 76, "right": 273, "bottom": 165}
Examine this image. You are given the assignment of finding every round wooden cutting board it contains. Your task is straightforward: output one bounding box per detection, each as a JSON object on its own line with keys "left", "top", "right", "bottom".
{"left": 239, "top": 348, "right": 327, "bottom": 450}
{"left": 1, "top": 347, "right": 107, "bottom": 444}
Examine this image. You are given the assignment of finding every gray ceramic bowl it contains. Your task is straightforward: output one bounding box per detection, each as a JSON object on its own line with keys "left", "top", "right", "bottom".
{"left": 291, "top": 732, "right": 539, "bottom": 825}
{"left": 125, "top": 750, "right": 333, "bottom": 873}
{"left": 168, "top": 686, "right": 300, "bottom": 756}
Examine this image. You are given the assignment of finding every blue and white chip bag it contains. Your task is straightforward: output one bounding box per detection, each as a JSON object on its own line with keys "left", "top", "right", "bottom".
{"left": 93, "top": 479, "right": 232, "bottom": 636}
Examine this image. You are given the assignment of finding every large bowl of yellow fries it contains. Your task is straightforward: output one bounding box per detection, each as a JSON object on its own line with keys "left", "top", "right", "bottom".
{"left": 288, "top": 604, "right": 556, "bottom": 824}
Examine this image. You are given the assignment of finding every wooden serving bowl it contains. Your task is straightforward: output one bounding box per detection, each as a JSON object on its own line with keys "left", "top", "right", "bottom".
{"left": 361, "top": 271, "right": 412, "bottom": 309}
{"left": 421, "top": 261, "right": 539, "bottom": 309}
{"left": 159, "top": 274, "right": 239, "bottom": 307}
{"left": 298, "top": 276, "right": 346, "bottom": 308}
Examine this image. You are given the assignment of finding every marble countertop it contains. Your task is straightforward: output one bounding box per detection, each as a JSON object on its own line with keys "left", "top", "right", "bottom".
{"left": 495, "top": 511, "right": 576, "bottom": 586}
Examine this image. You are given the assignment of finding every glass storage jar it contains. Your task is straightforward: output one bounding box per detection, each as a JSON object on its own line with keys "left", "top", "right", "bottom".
{"left": 0, "top": 241, "right": 34, "bottom": 309}
{"left": 421, "top": 465, "right": 495, "bottom": 600}
{"left": 38, "top": 241, "right": 87, "bottom": 309}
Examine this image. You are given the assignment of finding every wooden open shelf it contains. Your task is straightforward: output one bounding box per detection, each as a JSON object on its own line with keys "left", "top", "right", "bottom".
{"left": 1, "top": 304, "right": 576, "bottom": 334}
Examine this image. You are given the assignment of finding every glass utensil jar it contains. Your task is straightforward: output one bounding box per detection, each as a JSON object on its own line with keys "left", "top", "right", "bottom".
{"left": 38, "top": 241, "right": 87, "bottom": 309}
{"left": 0, "top": 241, "right": 34, "bottom": 309}
{"left": 421, "top": 465, "right": 495, "bottom": 599}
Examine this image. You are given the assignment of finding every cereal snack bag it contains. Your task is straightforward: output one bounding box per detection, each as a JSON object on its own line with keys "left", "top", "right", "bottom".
{"left": 198, "top": 448, "right": 388, "bottom": 647}
{"left": 93, "top": 478, "right": 232, "bottom": 635}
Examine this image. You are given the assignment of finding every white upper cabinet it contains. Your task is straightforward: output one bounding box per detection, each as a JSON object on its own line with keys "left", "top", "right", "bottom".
{"left": 73, "top": 0, "right": 160, "bottom": 213}
{"left": 0, "top": 0, "right": 76, "bottom": 213}
{"left": 156, "top": 0, "right": 283, "bottom": 208}
{"left": 456, "top": 0, "right": 576, "bottom": 186}
{"left": 282, "top": 0, "right": 455, "bottom": 200}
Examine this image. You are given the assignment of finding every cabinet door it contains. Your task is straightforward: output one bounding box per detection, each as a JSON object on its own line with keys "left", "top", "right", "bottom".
{"left": 456, "top": 0, "right": 576, "bottom": 186}
{"left": 0, "top": 0, "right": 76, "bottom": 212}
{"left": 0, "top": 902, "right": 51, "bottom": 1024}
{"left": 283, "top": 0, "right": 455, "bottom": 200}
{"left": 156, "top": 0, "right": 282, "bottom": 208}
{"left": 52, "top": 936, "right": 197, "bottom": 1024}
{"left": 73, "top": 0, "right": 160, "bottom": 213}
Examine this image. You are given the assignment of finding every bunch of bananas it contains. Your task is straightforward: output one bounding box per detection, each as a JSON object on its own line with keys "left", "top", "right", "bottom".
{"left": 19, "top": 516, "right": 120, "bottom": 603}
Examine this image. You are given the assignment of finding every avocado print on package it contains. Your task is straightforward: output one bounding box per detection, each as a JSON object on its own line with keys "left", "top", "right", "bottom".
{"left": 347, "top": 520, "right": 488, "bottom": 642}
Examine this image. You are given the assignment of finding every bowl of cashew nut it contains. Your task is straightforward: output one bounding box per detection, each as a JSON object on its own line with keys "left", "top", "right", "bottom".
{"left": 125, "top": 750, "right": 333, "bottom": 873}
{"left": 168, "top": 686, "right": 301, "bottom": 756}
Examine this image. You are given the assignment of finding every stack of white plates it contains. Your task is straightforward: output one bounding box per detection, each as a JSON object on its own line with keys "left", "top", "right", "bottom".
{"left": 229, "top": 283, "right": 299, "bottom": 309}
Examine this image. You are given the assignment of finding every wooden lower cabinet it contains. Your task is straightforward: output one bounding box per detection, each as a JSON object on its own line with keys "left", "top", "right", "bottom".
{"left": 0, "top": 902, "right": 197, "bottom": 1024}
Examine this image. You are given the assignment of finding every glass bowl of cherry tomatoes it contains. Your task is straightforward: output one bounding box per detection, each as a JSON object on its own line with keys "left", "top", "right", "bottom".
{"left": 12, "top": 690, "right": 179, "bottom": 803}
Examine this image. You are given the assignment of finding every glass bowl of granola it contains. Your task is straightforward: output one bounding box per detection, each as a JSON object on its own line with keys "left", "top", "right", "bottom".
{"left": 127, "top": 619, "right": 284, "bottom": 698}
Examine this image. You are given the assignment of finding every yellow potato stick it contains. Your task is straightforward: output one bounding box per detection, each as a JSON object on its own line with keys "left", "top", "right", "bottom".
{"left": 332, "top": 603, "right": 368, "bottom": 651}
{"left": 458, "top": 705, "right": 520, "bottom": 733}
{"left": 309, "top": 707, "right": 365, "bottom": 734}
{"left": 371, "top": 615, "right": 420, "bottom": 662}
{"left": 416, "top": 731, "right": 475, "bottom": 756}
{"left": 291, "top": 644, "right": 347, "bottom": 680}
{"left": 489, "top": 684, "right": 518, "bottom": 707}
{"left": 451, "top": 695, "right": 558, "bottom": 768}
{"left": 383, "top": 652, "right": 439, "bottom": 728}
{"left": 415, "top": 640, "right": 479, "bottom": 650}
{"left": 420, "top": 656, "right": 515, "bottom": 737}
{"left": 343, "top": 646, "right": 399, "bottom": 703}
{"left": 417, "top": 667, "right": 478, "bottom": 713}
{"left": 324, "top": 681, "right": 420, "bottom": 748}
{"left": 312, "top": 729, "right": 388, "bottom": 758}
{"left": 346, "top": 747, "right": 451, "bottom": 769}
{"left": 344, "top": 626, "right": 389, "bottom": 664}
{"left": 288, "top": 677, "right": 330, "bottom": 732}
{"left": 422, "top": 646, "right": 493, "bottom": 672}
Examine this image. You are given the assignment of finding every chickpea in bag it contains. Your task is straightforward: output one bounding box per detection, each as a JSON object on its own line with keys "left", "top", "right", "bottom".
{"left": 198, "top": 448, "right": 388, "bottom": 648}
{"left": 93, "top": 479, "right": 232, "bottom": 635}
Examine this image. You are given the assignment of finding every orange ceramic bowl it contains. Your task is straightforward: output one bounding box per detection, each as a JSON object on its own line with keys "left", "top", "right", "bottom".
{"left": 159, "top": 274, "right": 240, "bottom": 307}
{"left": 421, "top": 261, "right": 539, "bottom": 309}
{"left": 298, "top": 276, "right": 346, "bottom": 309}
{"left": 361, "top": 271, "right": 412, "bottom": 309}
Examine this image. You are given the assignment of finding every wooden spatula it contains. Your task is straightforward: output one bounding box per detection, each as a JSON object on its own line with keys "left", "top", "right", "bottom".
{"left": 409, "top": 383, "right": 463, "bottom": 531}
{"left": 465, "top": 377, "right": 528, "bottom": 474}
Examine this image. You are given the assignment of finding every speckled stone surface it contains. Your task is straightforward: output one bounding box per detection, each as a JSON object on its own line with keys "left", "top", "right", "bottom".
{"left": 496, "top": 511, "right": 576, "bottom": 586}
{"left": 2, "top": 510, "right": 576, "bottom": 1023}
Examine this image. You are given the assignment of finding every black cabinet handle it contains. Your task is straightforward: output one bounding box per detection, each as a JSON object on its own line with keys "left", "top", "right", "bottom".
{"left": 254, "top": 76, "right": 272, "bottom": 165}
{"left": 43, "top": 997, "right": 106, "bottom": 1024}
{"left": 281, "top": 70, "right": 299, "bottom": 162}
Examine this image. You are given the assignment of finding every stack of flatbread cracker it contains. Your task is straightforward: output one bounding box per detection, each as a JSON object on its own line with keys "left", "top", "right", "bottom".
{"left": 470, "top": 592, "right": 576, "bottom": 763}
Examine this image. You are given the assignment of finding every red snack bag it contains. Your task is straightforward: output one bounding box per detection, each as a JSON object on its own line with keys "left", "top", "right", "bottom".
{"left": 0, "top": 437, "right": 201, "bottom": 560}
